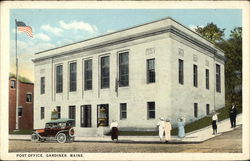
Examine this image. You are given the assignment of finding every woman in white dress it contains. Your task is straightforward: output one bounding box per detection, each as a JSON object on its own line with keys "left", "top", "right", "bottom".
{"left": 157, "top": 117, "right": 165, "bottom": 141}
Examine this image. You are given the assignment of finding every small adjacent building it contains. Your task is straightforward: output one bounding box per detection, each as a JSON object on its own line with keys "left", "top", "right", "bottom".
{"left": 9, "top": 77, "right": 34, "bottom": 131}
{"left": 32, "top": 17, "right": 225, "bottom": 136}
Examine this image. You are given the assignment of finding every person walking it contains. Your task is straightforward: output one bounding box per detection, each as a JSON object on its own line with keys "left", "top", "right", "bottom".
{"left": 157, "top": 117, "right": 165, "bottom": 142}
{"left": 212, "top": 112, "right": 218, "bottom": 135}
{"left": 177, "top": 117, "right": 185, "bottom": 138}
{"left": 164, "top": 119, "right": 172, "bottom": 142}
{"left": 229, "top": 104, "right": 237, "bottom": 128}
{"left": 110, "top": 120, "right": 119, "bottom": 142}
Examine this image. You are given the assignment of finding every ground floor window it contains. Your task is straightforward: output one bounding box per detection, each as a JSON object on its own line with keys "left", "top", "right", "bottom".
{"left": 40, "top": 107, "right": 45, "bottom": 119}
{"left": 120, "top": 103, "right": 127, "bottom": 120}
{"left": 69, "top": 106, "right": 76, "bottom": 120}
{"left": 80, "top": 105, "right": 92, "bottom": 127}
{"left": 206, "top": 104, "right": 210, "bottom": 115}
{"left": 56, "top": 106, "right": 61, "bottom": 119}
{"left": 97, "top": 104, "right": 109, "bottom": 127}
{"left": 194, "top": 103, "right": 198, "bottom": 118}
{"left": 18, "top": 106, "right": 23, "bottom": 117}
{"left": 147, "top": 102, "right": 155, "bottom": 119}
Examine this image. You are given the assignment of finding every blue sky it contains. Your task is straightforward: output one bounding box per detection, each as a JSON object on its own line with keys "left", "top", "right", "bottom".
{"left": 10, "top": 9, "right": 242, "bottom": 81}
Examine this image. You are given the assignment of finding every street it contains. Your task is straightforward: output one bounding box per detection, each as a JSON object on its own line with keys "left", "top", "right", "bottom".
{"left": 9, "top": 126, "right": 242, "bottom": 153}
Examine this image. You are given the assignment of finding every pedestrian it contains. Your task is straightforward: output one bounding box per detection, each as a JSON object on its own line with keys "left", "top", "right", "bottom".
{"left": 177, "top": 117, "right": 185, "bottom": 138}
{"left": 212, "top": 112, "right": 218, "bottom": 135}
{"left": 110, "top": 120, "right": 119, "bottom": 142}
{"left": 164, "top": 119, "right": 172, "bottom": 142}
{"left": 157, "top": 117, "right": 165, "bottom": 142}
{"left": 229, "top": 104, "right": 237, "bottom": 128}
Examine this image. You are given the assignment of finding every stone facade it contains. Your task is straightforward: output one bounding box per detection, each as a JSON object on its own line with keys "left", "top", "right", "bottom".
{"left": 32, "top": 18, "right": 225, "bottom": 136}
{"left": 9, "top": 78, "right": 34, "bottom": 131}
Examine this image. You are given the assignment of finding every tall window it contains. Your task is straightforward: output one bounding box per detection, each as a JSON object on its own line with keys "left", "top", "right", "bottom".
{"left": 80, "top": 105, "right": 91, "bottom": 127}
{"left": 194, "top": 103, "right": 198, "bottom": 118}
{"left": 41, "top": 77, "right": 45, "bottom": 94}
{"left": 119, "top": 52, "right": 129, "bottom": 87}
{"left": 147, "top": 59, "right": 155, "bottom": 83}
{"left": 69, "top": 106, "right": 76, "bottom": 120}
{"left": 193, "top": 64, "right": 198, "bottom": 87}
{"left": 101, "top": 56, "right": 110, "bottom": 89}
{"left": 69, "top": 62, "right": 77, "bottom": 92}
{"left": 56, "top": 65, "right": 63, "bottom": 93}
{"left": 206, "top": 104, "right": 210, "bottom": 115}
{"left": 120, "top": 103, "right": 127, "bottom": 120}
{"left": 147, "top": 102, "right": 155, "bottom": 119}
{"left": 40, "top": 107, "right": 45, "bottom": 119}
{"left": 205, "top": 69, "right": 209, "bottom": 90}
{"left": 11, "top": 80, "right": 16, "bottom": 88}
{"left": 178, "top": 59, "right": 184, "bottom": 84}
{"left": 56, "top": 106, "right": 61, "bottom": 119}
{"left": 84, "top": 59, "right": 92, "bottom": 90}
{"left": 26, "top": 93, "right": 32, "bottom": 102}
{"left": 216, "top": 64, "right": 221, "bottom": 92}
{"left": 18, "top": 107, "right": 23, "bottom": 117}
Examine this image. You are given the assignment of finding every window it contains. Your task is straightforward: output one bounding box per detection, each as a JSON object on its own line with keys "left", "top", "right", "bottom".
{"left": 56, "top": 65, "right": 63, "bottom": 93}
{"left": 56, "top": 106, "right": 61, "bottom": 119}
{"left": 80, "top": 105, "right": 91, "bottom": 127}
{"left": 97, "top": 104, "right": 109, "bottom": 127}
{"left": 18, "top": 107, "right": 23, "bottom": 117}
{"left": 84, "top": 59, "right": 92, "bottom": 90}
{"left": 178, "top": 59, "right": 184, "bottom": 84}
{"left": 147, "top": 59, "right": 155, "bottom": 83}
{"left": 194, "top": 103, "right": 198, "bottom": 118}
{"left": 205, "top": 69, "right": 209, "bottom": 90}
{"left": 147, "top": 102, "right": 155, "bottom": 119}
{"left": 216, "top": 64, "right": 221, "bottom": 92}
{"left": 69, "top": 62, "right": 77, "bottom": 92}
{"left": 26, "top": 93, "right": 32, "bottom": 102}
{"left": 101, "top": 56, "right": 110, "bottom": 89}
{"left": 119, "top": 52, "right": 129, "bottom": 87}
{"left": 120, "top": 103, "right": 127, "bottom": 120}
{"left": 206, "top": 104, "right": 210, "bottom": 115}
{"left": 11, "top": 80, "right": 16, "bottom": 88}
{"left": 69, "top": 106, "right": 76, "bottom": 120}
{"left": 40, "top": 77, "right": 45, "bottom": 94}
{"left": 40, "top": 107, "right": 44, "bottom": 119}
{"left": 193, "top": 64, "right": 198, "bottom": 87}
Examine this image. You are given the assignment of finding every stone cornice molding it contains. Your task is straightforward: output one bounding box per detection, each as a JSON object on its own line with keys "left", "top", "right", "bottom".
{"left": 33, "top": 25, "right": 225, "bottom": 63}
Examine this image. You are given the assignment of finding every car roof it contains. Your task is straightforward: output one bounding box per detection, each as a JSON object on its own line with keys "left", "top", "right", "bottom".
{"left": 46, "top": 118, "right": 75, "bottom": 123}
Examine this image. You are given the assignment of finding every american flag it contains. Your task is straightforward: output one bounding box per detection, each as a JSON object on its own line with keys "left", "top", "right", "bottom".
{"left": 16, "top": 21, "right": 33, "bottom": 37}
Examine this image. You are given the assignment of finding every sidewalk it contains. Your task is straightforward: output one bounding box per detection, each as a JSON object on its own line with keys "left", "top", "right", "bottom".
{"left": 9, "top": 114, "right": 242, "bottom": 144}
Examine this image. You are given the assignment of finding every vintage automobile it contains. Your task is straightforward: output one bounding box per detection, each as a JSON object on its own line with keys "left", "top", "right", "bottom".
{"left": 31, "top": 118, "right": 75, "bottom": 143}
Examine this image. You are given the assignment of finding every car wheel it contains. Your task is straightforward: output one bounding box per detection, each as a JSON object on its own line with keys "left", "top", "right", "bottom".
{"left": 57, "top": 133, "right": 67, "bottom": 143}
{"left": 31, "top": 133, "right": 39, "bottom": 142}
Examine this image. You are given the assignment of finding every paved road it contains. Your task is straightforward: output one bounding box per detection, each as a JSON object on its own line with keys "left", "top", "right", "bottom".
{"left": 9, "top": 126, "right": 242, "bottom": 153}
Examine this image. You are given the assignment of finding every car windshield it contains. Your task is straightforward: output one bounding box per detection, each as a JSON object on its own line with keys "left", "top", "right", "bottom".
{"left": 58, "top": 122, "right": 66, "bottom": 128}
{"left": 45, "top": 123, "right": 58, "bottom": 128}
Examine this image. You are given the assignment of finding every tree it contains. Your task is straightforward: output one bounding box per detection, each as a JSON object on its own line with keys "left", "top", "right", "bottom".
{"left": 195, "top": 22, "right": 225, "bottom": 43}
{"left": 9, "top": 72, "right": 33, "bottom": 83}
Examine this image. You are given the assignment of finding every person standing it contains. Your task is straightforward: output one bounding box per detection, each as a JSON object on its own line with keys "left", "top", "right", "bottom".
{"left": 212, "top": 112, "right": 218, "bottom": 135}
{"left": 177, "top": 117, "right": 185, "bottom": 138}
{"left": 110, "top": 120, "right": 119, "bottom": 142}
{"left": 229, "top": 104, "right": 237, "bottom": 128}
{"left": 164, "top": 119, "right": 172, "bottom": 142}
{"left": 157, "top": 117, "right": 165, "bottom": 142}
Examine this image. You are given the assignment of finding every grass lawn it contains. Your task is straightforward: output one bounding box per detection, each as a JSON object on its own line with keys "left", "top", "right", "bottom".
{"left": 9, "top": 129, "right": 32, "bottom": 135}
{"left": 119, "top": 106, "right": 242, "bottom": 136}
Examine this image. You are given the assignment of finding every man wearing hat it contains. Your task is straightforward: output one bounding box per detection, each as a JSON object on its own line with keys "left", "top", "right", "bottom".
{"left": 157, "top": 117, "right": 165, "bottom": 141}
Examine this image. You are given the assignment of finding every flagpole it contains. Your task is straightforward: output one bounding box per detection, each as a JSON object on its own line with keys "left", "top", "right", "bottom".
{"left": 15, "top": 19, "right": 19, "bottom": 130}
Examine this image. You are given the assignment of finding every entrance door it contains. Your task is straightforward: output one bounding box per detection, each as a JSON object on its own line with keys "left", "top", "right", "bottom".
{"left": 97, "top": 104, "right": 109, "bottom": 127}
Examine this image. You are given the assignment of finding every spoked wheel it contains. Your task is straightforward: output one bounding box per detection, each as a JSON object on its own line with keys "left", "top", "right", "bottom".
{"left": 31, "top": 133, "right": 39, "bottom": 142}
{"left": 57, "top": 133, "right": 67, "bottom": 143}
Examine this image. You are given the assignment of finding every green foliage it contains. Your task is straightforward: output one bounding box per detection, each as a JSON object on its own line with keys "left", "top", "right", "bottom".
{"left": 195, "top": 23, "right": 225, "bottom": 43}
{"left": 9, "top": 72, "right": 33, "bottom": 83}
{"left": 9, "top": 129, "right": 33, "bottom": 134}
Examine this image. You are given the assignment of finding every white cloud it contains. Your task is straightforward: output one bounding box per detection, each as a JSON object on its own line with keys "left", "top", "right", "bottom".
{"left": 34, "top": 33, "right": 51, "bottom": 41}
{"left": 59, "top": 20, "right": 98, "bottom": 33}
{"left": 188, "top": 25, "right": 204, "bottom": 32}
{"left": 41, "top": 24, "right": 63, "bottom": 36}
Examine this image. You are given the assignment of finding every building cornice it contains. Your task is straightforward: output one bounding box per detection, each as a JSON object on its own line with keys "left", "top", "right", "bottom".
{"left": 33, "top": 25, "right": 225, "bottom": 63}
